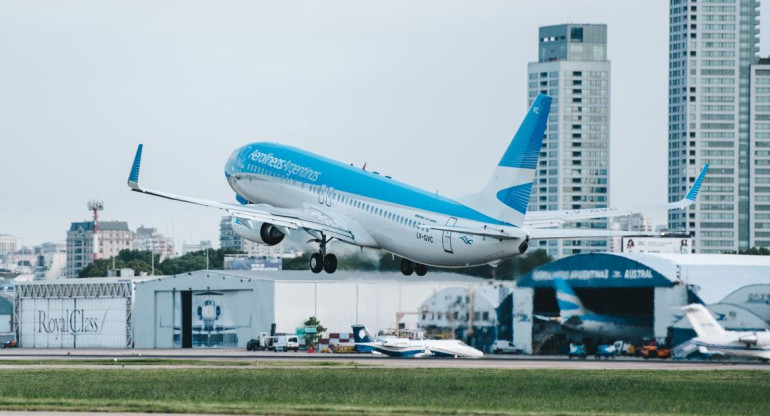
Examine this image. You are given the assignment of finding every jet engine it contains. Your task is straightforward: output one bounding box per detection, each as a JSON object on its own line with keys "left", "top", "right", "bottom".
{"left": 738, "top": 331, "right": 770, "bottom": 347}
{"left": 231, "top": 217, "right": 285, "bottom": 246}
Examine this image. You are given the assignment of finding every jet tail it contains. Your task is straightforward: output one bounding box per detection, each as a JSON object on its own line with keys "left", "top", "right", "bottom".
{"left": 460, "top": 95, "right": 551, "bottom": 226}
{"left": 351, "top": 324, "right": 375, "bottom": 343}
{"left": 553, "top": 278, "right": 587, "bottom": 320}
{"left": 682, "top": 304, "right": 726, "bottom": 339}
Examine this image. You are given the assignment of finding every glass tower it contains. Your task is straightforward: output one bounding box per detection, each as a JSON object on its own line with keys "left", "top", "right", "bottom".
{"left": 527, "top": 24, "right": 611, "bottom": 258}
{"left": 668, "top": 0, "right": 760, "bottom": 253}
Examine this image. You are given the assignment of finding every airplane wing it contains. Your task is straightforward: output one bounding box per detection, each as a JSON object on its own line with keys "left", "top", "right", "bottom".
{"left": 127, "top": 144, "right": 355, "bottom": 242}
{"left": 528, "top": 228, "right": 658, "bottom": 241}
{"left": 524, "top": 164, "right": 709, "bottom": 228}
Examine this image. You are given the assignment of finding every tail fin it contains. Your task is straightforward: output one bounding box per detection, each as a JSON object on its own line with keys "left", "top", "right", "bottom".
{"left": 682, "top": 304, "right": 726, "bottom": 339}
{"left": 351, "top": 325, "right": 375, "bottom": 343}
{"left": 462, "top": 94, "right": 551, "bottom": 226}
{"left": 553, "top": 278, "right": 587, "bottom": 319}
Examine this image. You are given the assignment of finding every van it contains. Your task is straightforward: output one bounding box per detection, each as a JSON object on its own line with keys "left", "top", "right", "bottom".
{"left": 273, "top": 335, "right": 300, "bottom": 352}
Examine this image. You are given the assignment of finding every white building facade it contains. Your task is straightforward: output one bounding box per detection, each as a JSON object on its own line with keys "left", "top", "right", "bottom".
{"left": 527, "top": 24, "right": 611, "bottom": 258}
{"left": 668, "top": 0, "right": 760, "bottom": 253}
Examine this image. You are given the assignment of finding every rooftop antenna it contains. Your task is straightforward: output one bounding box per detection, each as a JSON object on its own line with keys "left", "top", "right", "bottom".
{"left": 87, "top": 200, "right": 104, "bottom": 261}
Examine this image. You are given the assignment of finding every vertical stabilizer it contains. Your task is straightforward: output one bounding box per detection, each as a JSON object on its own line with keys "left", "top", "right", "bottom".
{"left": 351, "top": 325, "right": 375, "bottom": 343}
{"left": 462, "top": 94, "right": 551, "bottom": 226}
{"left": 682, "top": 304, "right": 726, "bottom": 339}
{"left": 553, "top": 278, "right": 587, "bottom": 319}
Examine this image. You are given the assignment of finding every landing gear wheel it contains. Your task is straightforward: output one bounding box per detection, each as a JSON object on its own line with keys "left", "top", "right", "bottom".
{"left": 324, "top": 254, "right": 338, "bottom": 274}
{"left": 400, "top": 259, "right": 414, "bottom": 276}
{"left": 415, "top": 263, "right": 428, "bottom": 276}
{"left": 310, "top": 253, "right": 323, "bottom": 273}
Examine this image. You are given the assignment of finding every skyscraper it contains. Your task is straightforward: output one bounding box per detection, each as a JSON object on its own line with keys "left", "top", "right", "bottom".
{"left": 527, "top": 24, "right": 611, "bottom": 258}
{"left": 749, "top": 58, "right": 770, "bottom": 247}
{"left": 668, "top": 0, "right": 760, "bottom": 253}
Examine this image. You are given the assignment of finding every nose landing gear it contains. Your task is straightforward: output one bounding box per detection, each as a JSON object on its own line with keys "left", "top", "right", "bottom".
{"left": 309, "top": 233, "right": 337, "bottom": 274}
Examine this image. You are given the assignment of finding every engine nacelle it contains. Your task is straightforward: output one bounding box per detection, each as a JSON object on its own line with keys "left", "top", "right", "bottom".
{"left": 738, "top": 331, "right": 770, "bottom": 347}
{"left": 231, "top": 217, "right": 285, "bottom": 246}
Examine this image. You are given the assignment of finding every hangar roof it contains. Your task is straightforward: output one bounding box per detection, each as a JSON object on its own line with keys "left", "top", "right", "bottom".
{"left": 518, "top": 253, "right": 770, "bottom": 304}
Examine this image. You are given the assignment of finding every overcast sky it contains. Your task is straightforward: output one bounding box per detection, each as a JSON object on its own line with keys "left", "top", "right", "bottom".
{"left": 1, "top": 1, "right": 768, "bottom": 248}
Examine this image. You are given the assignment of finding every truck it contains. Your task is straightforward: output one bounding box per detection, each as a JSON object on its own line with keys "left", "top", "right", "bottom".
{"left": 246, "top": 332, "right": 300, "bottom": 352}
{"left": 491, "top": 340, "right": 523, "bottom": 355}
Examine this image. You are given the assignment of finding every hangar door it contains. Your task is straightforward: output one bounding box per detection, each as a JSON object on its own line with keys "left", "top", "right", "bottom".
{"left": 155, "top": 289, "right": 253, "bottom": 348}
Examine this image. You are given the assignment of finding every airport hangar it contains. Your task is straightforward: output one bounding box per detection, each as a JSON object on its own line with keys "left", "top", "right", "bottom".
{"left": 13, "top": 271, "right": 513, "bottom": 350}
{"left": 513, "top": 252, "right": 770, "bottom": 354}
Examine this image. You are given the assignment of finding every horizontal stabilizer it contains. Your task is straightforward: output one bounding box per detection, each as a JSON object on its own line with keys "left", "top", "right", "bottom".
{"left": 529, "top": 228, "right": 658, "bottom": 240}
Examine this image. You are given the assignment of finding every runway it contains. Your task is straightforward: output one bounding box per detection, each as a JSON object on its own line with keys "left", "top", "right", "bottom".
{"left": 1, "top": 348, "right": 767, "bottom": 370}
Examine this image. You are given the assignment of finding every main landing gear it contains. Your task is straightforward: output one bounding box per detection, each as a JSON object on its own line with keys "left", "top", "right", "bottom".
{"left": 309, "top": 233, "right": 337, "bottom": 274}
{"left": 400, "top": 258, "right": 427, "bottom": 276}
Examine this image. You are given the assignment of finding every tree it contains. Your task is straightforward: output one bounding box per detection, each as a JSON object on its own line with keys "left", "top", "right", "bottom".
{"left": 303, "top": 316, "right": 326, "bottom": 349}
{"left": 283, "top": 252, "right": 312, "bottom": 270}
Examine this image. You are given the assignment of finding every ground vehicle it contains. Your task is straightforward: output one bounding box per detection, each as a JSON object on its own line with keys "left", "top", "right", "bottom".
{"left": 246, "top": 333, "right": 299, "bottom": 352}
{"left": 596, "top": 344, "right": 617, "bottom": 359}
{"left": 568, "top": 343, "right": 587, "bottom": 359}
{"left": 273, "top": 335, "right": 300, "bottom": 352}
{"left": 491, "top": 340, "right": 522, "bottom": 355}
{"left": 613, "top": 340, "right": 636, "bottom": 356}
{"left": 640, "top": 344, "right": 671, "bottom": 359}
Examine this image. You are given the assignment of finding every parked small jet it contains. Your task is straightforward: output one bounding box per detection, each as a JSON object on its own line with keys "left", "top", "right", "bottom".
{"left": 682, "top": 303, "right": 770, "bottom": 362}
{"left": 128, "top": 94, "right": 708, "bottom": 275}
{"left": 535, "top": 278, "right": 653, "bottom": 339}
{"left": 351, "top": 325, "right": 483, "bottom": 358}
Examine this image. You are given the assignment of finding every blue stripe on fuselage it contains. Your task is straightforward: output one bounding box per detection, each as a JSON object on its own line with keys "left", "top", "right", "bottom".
{"left": 227, "top": 142, "right": 512, "bottom": 225}
{"left": 579, "top": 314, "right": 651, "bottom": 326}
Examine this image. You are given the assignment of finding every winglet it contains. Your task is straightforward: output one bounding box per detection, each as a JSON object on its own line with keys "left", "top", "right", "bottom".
{"left": 128, "top": 144, "right": 143, "bottom": 190}
{"left": 685, "top": 164, "right": 709, "bottom": 201}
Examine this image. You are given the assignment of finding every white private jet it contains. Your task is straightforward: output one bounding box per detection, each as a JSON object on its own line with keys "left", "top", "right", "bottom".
{"left": 351, "top": 325, "right": 483, "bottom": 358}
{"left": 127, "top": 94, "right": 708, "bottom": 275}
{"left": 682, "top": 303, "right": 770, "bottom": 362}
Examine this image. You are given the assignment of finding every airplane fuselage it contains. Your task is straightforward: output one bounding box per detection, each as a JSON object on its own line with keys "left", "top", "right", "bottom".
{"left": 564, "top": 314, "right": 653, "bottom": 340}
{"left": 224, "top": 142, "right": 525, "bottom": 267}
{"left": 692, "top": 334, "right": 770, "bottom": 361}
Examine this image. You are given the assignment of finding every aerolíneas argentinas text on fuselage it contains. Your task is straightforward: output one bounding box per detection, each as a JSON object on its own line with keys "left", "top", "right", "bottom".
{"left": 127, "top": 94, "right": 708, "bottom": 275}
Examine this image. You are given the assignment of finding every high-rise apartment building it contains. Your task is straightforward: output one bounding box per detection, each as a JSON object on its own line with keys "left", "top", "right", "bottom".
{"left": 527, "top": 24, "right": 611, "bottom": 258}
{"left": 749, "top": 58, "right": 770, "bottom": 247}
{"left": 668, "top": 0, "right": 760, "bottom": 253}
{"left": 65, "top": 221, "right": 133, "bottom": 278}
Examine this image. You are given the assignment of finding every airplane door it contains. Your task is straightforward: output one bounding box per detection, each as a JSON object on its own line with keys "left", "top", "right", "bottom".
{"left": 443, "top": 217, "right": 457, "bottom": 253}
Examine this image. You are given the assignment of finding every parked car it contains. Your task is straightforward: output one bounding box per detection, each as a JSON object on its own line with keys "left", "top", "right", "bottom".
{"left": 491, "top": 340, "right": 522, "bottom": 355}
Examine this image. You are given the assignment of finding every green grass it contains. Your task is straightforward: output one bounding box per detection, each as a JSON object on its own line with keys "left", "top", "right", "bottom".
{"left": 0, "top": 359, "right": 366, "bottom": 367}
{"left": 0, "top": 368, "right": 767, "bottom": 415}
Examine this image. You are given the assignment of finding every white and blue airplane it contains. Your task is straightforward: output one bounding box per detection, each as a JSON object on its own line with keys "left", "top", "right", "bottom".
{"left": 536, "top": 278, "right": 653, "bottom": 339}
{"left": 682, "top": 303, "right": 770, "bottom": 362}
{"left": 127, "top": 94, "right": 708, "bottom": 275}
{"left": 351, "top": 325, "right": 483, "bottom": 358}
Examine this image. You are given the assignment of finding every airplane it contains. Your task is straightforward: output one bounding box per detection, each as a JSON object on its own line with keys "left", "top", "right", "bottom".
{"left": 535, "top": 278, "right": 653, "bottom": 339}
{"left": 682, "top": 303, "right": 770, "bottom": 362}
{"left": 127, "top": 93, "right": 708, "bottom": 275}
{"left": 351, "top": 324, "right": 483, "bottom": 358}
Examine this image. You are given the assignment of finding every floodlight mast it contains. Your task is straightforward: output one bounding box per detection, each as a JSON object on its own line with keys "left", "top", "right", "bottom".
{"left": 88, "top": 200, "right": 104, "bottom": 261}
